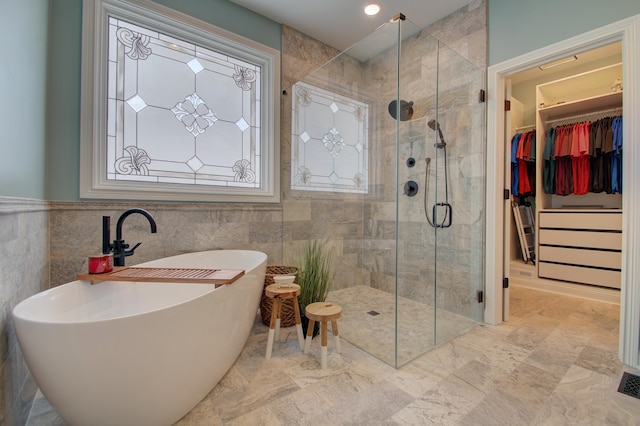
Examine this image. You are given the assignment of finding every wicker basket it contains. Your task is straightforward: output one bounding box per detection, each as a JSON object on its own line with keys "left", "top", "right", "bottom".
{"left": 260, "top": 265, "right": 299, "bottom": 327}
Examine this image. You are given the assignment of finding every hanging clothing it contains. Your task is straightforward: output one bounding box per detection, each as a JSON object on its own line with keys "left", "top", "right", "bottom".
{"left": 510, "top": 130, "right": 536, "bottom": 197}
{"left": 602, "top": 117, "right": 614, "bottom": 194}
{"left": 542, "top": 114, "right": 622, "bottom": 197}
{"left": 518, "top": 131, "right": 534, "bottom": 197}
{"left": 526, "top": 133, "right": 536, "bottom": 197}
{"left": 589, "top": 118, "right": 605, "bottom": 193}
{"left": 571, "top": 122, "right": 590, "bottom": 195}
{"left": 510, "top": 133, "right": 521, "bottom": 196}
{"left": 542, "top": 127, "right": 556, "bottom": 194}
{"left": 612, "top": 116, "right": 623, "bottom": 194}
{"left": 554, "top": 125, "right": 574, "bottom": 196}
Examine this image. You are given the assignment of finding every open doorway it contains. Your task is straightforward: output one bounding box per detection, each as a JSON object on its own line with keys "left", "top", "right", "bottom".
{"left": 485, "top": 15, "right": 640, "bottom": 369}
{"left": 505, "top": 41, "right": 623, "bottom": 321}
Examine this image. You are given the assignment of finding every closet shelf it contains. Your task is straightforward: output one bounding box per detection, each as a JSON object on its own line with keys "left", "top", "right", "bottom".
{"left": 538, "top": 91, "right": 622, "bottom": 120}
{"left": 537, "top": 62, "right": 622, "bottom": 107}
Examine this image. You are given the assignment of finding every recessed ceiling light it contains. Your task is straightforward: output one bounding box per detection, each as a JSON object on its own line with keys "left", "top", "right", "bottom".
{"left": 364, "top": 3, "right": 381, "bottom": 16}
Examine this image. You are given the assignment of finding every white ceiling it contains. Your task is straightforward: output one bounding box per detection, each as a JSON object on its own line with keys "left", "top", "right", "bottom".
{"left": 228, "top": 0, "right": 476, "bottom": 51}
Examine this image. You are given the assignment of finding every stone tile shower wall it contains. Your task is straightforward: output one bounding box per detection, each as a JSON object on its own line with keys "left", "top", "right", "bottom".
{"left": 281, "top": 25, "right": 368, "bottom": 289}
{"left": 0, "top": 199, "right": 49, "bottom": 426}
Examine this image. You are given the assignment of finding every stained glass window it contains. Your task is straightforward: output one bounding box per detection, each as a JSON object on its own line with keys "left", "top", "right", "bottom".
{"left": 81, "top": 0, "right": 279, "bottom": 202}
{"left": 291, "top": 82, "right": 369, "bottom": 193}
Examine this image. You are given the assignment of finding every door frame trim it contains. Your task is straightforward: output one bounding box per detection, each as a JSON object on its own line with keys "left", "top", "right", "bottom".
{"left": 485, "top": 14, "right": 640, "bottom": 369}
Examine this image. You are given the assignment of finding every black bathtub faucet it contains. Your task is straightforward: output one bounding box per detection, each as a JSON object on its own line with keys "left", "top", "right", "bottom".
{"left": 102, "top": 208, "right": 157, "bottom": 267}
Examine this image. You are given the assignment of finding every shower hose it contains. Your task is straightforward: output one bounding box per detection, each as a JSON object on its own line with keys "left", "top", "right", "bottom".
{"left": 423, "top": 147, "right": 452, "bottom": 228}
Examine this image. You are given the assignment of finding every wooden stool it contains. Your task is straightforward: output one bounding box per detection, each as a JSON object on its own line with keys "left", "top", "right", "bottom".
{"left": 264, "top": 283, "right": 305, "bottom": 359}
{"left": 304, "top": 302, "right": 342, "bottom": 369}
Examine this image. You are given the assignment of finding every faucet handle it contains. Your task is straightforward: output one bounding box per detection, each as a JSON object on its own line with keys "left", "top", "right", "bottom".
{"left": 125, "top": 242, "right": 142, "bottom": 257}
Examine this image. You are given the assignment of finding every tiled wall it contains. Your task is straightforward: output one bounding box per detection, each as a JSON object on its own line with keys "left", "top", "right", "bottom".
{"left": 48, "top": 202, "right": 284, "bottom": 287}
{"left": 281, "top": 25, "right": 368, "bottom": 289}
{"left": 0, "top": 199, "right": 49, "bottom": 426}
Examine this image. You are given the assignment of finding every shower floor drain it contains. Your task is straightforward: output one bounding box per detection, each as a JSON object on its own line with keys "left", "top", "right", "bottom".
{"left": 367, "top": 310, "right": 380, "bottom": 316}
{"left": 617, "top": 372, "right": 640, "bottom": 399}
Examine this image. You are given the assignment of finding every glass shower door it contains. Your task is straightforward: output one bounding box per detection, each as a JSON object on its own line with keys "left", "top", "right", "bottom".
{"left": 395, "top": 24, "right": 486, "bottom": 366}
{"left": 394, "top": 18, "right": 439, "bottom": 367}
{"left": 432, "top": 41, "right": 486, "bottom": 347}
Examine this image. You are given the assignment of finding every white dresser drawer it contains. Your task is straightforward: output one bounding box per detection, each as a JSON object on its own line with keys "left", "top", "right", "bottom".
{"left": 539, "top": 211, "right": 621, "bottom": 231}
{"left": 538, "top": 245, "right": 621, "bottom": 270}
{"left": 538, "top": 229, "right": 621, "bottom": 250}
{"left": 537, "top": 210, "right": 622, "bottom": 289}
{"left": 538, "top": 262, "right": 621, "bottom": 289}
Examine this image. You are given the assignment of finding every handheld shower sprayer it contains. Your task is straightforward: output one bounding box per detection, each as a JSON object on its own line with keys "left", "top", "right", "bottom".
{"left": 428, "top": 119, "right": 446, "bottom": 148}
{"left": 424, "top": 119, "right": 452, "bottom": 228}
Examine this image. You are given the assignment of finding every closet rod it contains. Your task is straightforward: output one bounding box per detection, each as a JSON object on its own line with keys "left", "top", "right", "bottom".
{"left": 546, "top": 106, "right": 623, "bottom": 126}
{"left": 516, "top": 124, "right": 536, "bottom": 132}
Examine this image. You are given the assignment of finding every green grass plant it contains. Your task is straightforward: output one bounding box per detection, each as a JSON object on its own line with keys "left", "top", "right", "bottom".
{"left": 297, "top": 240, "right": 335, "bottom": 316}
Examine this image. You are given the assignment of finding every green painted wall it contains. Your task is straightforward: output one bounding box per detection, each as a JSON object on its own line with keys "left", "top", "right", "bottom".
{"left": 45, "top": 0, "right": 281, "bottom": 201}
{"left": 0, "top": 0, "right": 49, "bottom": 199}
{"left": 488, "top": 0, "right": 640, "bottom": 65}
{"left": 152, "top": 0, "right": 281, "bottom": 50}
{"left": 46, "top": 0, "right": 83, "bottom": 201}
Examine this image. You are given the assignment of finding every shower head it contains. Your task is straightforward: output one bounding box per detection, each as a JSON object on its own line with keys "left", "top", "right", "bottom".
{"left": 428, "top": 119, "right": 446, "bottom": 148}
{"left": 388, "top": 100, "right": 414, "bottom": 121}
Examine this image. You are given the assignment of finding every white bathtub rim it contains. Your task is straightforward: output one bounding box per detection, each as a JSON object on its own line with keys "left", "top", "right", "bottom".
{"left": 141, "top": 249, "right": 267, "bottom": 270}
{"left": 12, "top": 281, "right": 220, "bottom": 325}
{"left": 13, "top": 249, "right": 267, "bottom": 325}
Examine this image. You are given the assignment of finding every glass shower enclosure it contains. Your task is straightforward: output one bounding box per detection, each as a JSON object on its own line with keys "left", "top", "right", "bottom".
{"left": 286, "top": 14, "right": 486, "bottom": 367}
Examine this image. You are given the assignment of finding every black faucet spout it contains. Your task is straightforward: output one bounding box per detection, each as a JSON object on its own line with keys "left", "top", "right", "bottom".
{"left": 103, "top": 208, "right": 157, "bottom": 267}
{"left": 115, "top": 208, "right": 157, "bottom": 241}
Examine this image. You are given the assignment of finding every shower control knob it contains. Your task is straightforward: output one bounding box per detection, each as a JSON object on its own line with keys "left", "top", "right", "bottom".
{"left": 403, "top": 181, "right": 418, "bottom": 197}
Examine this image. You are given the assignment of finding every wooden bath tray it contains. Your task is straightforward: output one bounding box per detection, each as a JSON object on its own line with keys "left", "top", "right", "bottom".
{"left": 78, "top": 267, "right": 244, "bottom": 285}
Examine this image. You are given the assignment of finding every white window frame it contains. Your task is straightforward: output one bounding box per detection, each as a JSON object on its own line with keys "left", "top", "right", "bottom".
{"left": 80, "top": 0, "right": 280, "bottom": 203}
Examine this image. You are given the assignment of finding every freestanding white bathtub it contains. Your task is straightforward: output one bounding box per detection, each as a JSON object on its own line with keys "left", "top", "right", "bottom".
{"left": 12, "top": 249, "right": 267, "bottom": 426}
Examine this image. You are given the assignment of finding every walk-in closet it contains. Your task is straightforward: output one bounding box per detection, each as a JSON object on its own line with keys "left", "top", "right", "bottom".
{"left": 506, "top": 41, "right": 623, "bottom": 306}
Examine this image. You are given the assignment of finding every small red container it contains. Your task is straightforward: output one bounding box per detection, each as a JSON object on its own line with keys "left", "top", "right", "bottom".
{"left": 88, "top": 254, "right": 113, "bottom": 274}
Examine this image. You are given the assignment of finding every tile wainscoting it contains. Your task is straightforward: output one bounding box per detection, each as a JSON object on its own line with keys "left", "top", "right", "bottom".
{"left": 0, "top": 197, "right": 50, "bottom": 426}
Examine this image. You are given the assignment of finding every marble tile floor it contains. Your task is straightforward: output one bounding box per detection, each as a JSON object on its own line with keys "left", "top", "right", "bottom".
{"left": 27, "top": 286, "right": 640, "bottom": 425}
{"left": 326, "top": 285, "right": 478, "bottom": 366}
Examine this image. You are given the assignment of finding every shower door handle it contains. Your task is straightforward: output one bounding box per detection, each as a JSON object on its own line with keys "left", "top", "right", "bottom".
{"left": 432, "top": 203, "right": 452, "bottom": 228}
